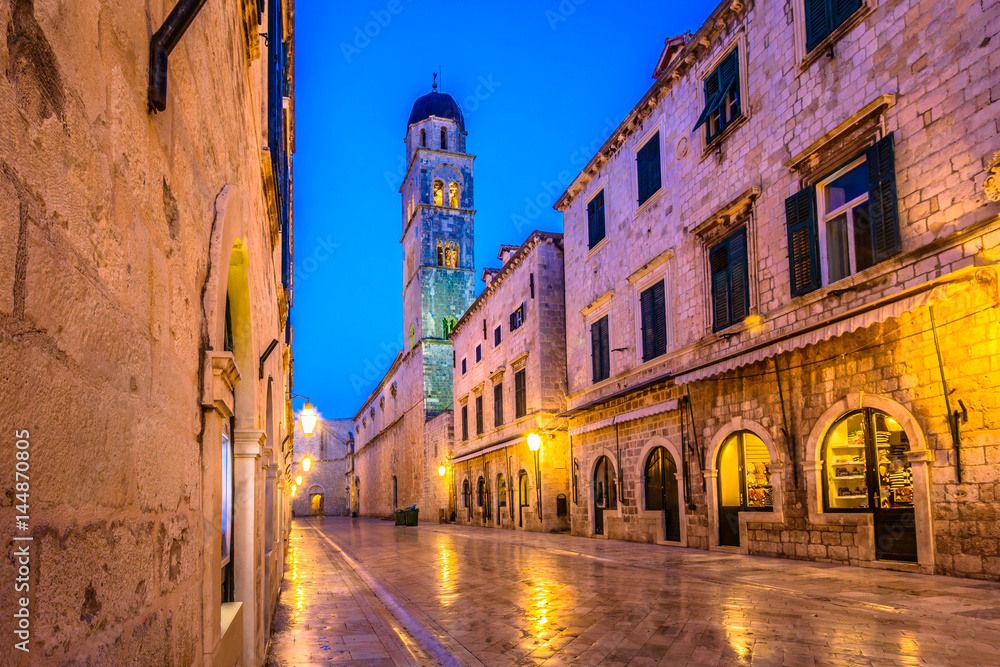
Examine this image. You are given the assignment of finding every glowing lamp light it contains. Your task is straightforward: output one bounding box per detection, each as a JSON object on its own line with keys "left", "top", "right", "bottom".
{"left": 295, "top": 475, "right": 303, "bottom": 486}
{"left": 290, "top": 485, "right": 296, "bottom": 496}
{"left": 300, "top": 402, "right": 318, "bottom": 435}
{"left": 527, "top": 433, "right": 541, "bottom": 452}
{"left": 301, "top": 457, "right": 312, "bottom": 471}
{"left": 438, "top": 465, "right": 447, "bottom": 477}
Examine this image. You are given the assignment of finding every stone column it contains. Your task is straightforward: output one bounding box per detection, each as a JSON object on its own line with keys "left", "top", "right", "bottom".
{"left": 233, "top": 428, "right": 264, "bottom": 667}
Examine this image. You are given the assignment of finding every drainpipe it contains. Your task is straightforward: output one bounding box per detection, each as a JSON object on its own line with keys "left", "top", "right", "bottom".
{"left": 148, "top": 0, "right": 209, "bottom": 112}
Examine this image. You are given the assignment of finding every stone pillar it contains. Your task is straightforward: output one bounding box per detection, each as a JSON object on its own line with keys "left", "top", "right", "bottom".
{"left": 233, "top": 428, "right": 264, "bottom": 667}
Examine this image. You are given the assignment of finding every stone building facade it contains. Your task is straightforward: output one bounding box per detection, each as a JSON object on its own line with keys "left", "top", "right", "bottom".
{"left": 555, "top": 0, "right": 1000, "bottom": 579}
{"left": 0, "top": 0, "right": 296, "bottom": 664}
{"left": 448, "top": 232, "right": 571, "bottom": 533}
{"left": 351, "top": 86, "right": 474, "bottom": 521}
{"left": 290, "top": 419, "right": 352, "bottom": 517}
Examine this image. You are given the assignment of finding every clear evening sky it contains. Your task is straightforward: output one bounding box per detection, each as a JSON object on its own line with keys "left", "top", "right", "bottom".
{"left": 292, "top": 0, "right": 718, "bottom": 418}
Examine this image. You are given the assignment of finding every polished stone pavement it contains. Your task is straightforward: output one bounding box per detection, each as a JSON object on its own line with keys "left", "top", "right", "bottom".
{"left": 266, "top": 517, "right": 1000, "bottom": 666}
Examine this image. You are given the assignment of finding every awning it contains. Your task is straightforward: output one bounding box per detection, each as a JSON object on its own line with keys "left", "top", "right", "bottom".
{"left": 569, "top": 399, "right": 679, "bottom": 437}
{"left": 674, "top": 265, "right": 997, "bottom": 385}
{"left": 451, "top": 434, "right": 526, "bottom": 464}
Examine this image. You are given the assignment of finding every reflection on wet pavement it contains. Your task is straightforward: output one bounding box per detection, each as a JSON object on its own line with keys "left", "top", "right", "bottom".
{"left": 268, "top": 517, "right": 1000, "bottom": 666}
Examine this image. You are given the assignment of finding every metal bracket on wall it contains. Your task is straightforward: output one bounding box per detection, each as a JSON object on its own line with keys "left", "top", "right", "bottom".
{"left": 259, "top": 338, "right": 279, "bottom": 379}
{"left": 929, "top": 306, "right": 962, "bottom": 482}
{"left": 148, "top": 0, "right": 209, "bottom": 112}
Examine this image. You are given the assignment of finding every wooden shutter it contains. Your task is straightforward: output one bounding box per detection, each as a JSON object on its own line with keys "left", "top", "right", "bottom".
{"left": 833, "top": 0, "right": 862, "bottom": 29}
{"left": 462, "top": 406, "right": 468, "bottom": 440}
{"left": 804, "top": 0, "right": 832, "bottom": 51}
{"left": 494, "top": 383, "right": 503, "bottom": 426}
{"left": 867, "top": 134, "right": 902, "bottom": 262}
{"left": 785, "top": 187, "right": 820, "bottom": 296}
{"left": 709, "top": 242, "right": 731, "bottom": 331}
{"left": 588, "top": 190, "right": 605, "bottom": 248}
{"left": 641, "top": 286, "right": 655, "bottom": 361}
{"left": 591, "top": 319, "right": 602, "bottom": 381}
{"left": 727, "top": 229, "right": 749, "bottom": 322}
{"left": 652, "top": 281, "right": 666, "bottom": 357}
{"left": 637, "top": 133, "right": 661, "bottom": 205}
{"left": 476, "top": 395, "right": 483, "bottom": 434}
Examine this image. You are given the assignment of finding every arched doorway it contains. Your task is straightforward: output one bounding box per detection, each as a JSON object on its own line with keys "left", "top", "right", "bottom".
{"left": 717, "top": 431, "right": 772, "bottom": 547}
{"left": 462, "top": 479, "right": 471, "bottom": 521}
{"left": 822, "top": 408, "right": 916, "bottom": 562}
{"left": 310, "top": 494, "right": 324, "bottom": 515}
{"left": 518, "top": 471, "right": 530, "bottom": 528}
{"left": 593, "top": 456, "right": 617, "bottom": 536}
{"left": 496, "top": 474, "right": 506, "bottom": 526}
{"left": 644, "top": 447, "right": 680, "bottom": 542}
{"left": 476, "top": 477, "right": 486, "bottom": 524}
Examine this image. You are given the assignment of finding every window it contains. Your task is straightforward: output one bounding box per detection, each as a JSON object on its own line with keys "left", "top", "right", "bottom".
{"left": 437, "top": 240, "right": 444, "bottom": 266}
{"left": 640, "top": 280, "right": 667, "bottom": 361}
{"left": 477, "top": 477, "right": 485, "bottom": 506}
{"left": 518, "top": 471, "right": 530, "bottom": 506}
{"left": 805, "top": 0, "right": 862, "bottom": 52}
{"left": 461, "top": 358, "right": 467, "bottom": 375}
{"left": 433, "top": 179, "right": 444, "bottom": 206}
{"left": 509, "top": 303, "right": 525, "bottom": 331}
{"left": 461, "top": 405, "right": 468, "bottom": 441}
{"left": 409, "top": 325, "right": 414, "bottom": 349}
{"left": 694, "top": 48, "right": 740, "bottom": 142}
{"left": 462, "top": 479, "right": 470, "bottom": 507}
{"left": 493, "top": 383, "right": 504, "bottom": 427}
{"left": 786, "top": 134, "right": 900, "bottom": 296}
{"left": 420, "top": 128, "right": 426, "bottom": 147}
{"left": 441, "top": 127, "right": 448, "bottom": 150}
{"left": 475, "top": 344, "right": 482, "bottom": 362}
{"left": 494, "top": 325, "right": 502, "bottom": 347}
{"left": 823, "top": 409, "right": 912, "bottom": 512}
{"left": 636, "top": 132, "right": 661, "bottom": 206}
{"left": 717, "top": 432, "right": 773, "bottom": 511}
{"left": 498, "top": 475, "right": 507, "bottom": 507}
{"left": 514, "top": 369, "right": 526, "bottom": 418}
{"left": 449, "top": 182, "right": 459, "bottom": 207}
{"left": 709, "top": 229, "right": 749, "bottom": 332}
{"left": 587, "top": 190, "right": 606, "bottom": 249}
{"left": 221, "top": 431, "right": 233, "bottom": 566}
{"left": 590, "top": 315, "right": 610, "bottom": 383}
{"left": 475, "top": 395, "right": 484, "bottom": 435}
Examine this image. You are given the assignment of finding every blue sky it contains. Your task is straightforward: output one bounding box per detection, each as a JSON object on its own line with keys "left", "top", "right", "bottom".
{"left": 292, "top": 0, "right": 719, "bottom": 418}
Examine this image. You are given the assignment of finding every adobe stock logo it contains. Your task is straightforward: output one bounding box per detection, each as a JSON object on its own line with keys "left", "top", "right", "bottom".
{"left": 340, "top": 0, "right": 413, "bottom": 63}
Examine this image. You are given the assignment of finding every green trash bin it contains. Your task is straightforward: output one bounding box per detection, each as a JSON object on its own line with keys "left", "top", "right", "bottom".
{"left": 394, "top": 509, "right": 405, "bottom": 526}
{"left": 404, "top": 508, "right": 419, "bottom": 526}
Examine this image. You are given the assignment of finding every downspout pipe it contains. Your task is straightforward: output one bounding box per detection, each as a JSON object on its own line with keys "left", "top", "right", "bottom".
{"left": 148, "top": 0, "right": 209, "bottom": 112}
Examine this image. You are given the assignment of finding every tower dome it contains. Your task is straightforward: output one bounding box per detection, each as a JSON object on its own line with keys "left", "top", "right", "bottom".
{"left": 407, "top": 90, "right": 465, "bottom": 131}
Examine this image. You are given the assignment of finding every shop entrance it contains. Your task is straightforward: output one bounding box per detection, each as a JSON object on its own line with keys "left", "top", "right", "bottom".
{"left": 518, "top": 471, "right": 530, "bottom": 528}
{"left": 822, "top": 409, "right": 917, "bottom": 562}
{"left": 593, "top": 456, "right": 616, "bottom": 536}
{"left": 644, "top": 447, "right": 680, "bottom": 542}
{"left": 717, "top": 432, "right": 773, "bottom": 547}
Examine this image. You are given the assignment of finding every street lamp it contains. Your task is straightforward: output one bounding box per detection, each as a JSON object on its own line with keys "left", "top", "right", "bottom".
{"left": 295, "top": 475, "right": 302, "bottom": 486}
{"left": 299, "top": 402, "right": 318, "bottom": 435}
{"left": 528, "top": 433, "right": 542, "bottom": 519}
{"left": 438, "top": 465, "right": 447, "bottom": 477}
{"left": 302, "top": 456, "right": 312, "bottom": 471}
{"left": 290, "top": 485, "right": 296, "bottom": 496}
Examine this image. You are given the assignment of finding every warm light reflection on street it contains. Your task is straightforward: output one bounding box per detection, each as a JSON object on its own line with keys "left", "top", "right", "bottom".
{"left": 436, "top": 544, "right": 458, "bottom": 605}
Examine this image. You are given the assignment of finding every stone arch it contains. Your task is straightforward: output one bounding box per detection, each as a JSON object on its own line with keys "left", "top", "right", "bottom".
{"left": 702, "top": 417, "right": 784, "bottom": 552}
{"left": 803, "top": 393, "right": 935, "bottom": 571}
{"left": 587, "top": 447, "right": 620, "bottom": 536}
{"left": 635, "top": 436, "right": 687, "bottom": 545}
{"left": 430, "top": 163, "right": 464, "bottom": 189}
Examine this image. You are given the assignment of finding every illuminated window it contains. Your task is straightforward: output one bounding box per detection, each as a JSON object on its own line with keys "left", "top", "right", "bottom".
{"left": 497, "top": 475, "right": 507, "bottom": 507}
{"left": 449, "top": 182, "right": 459, "bottom": 207}
{"left": 433, "top": 180, "right": 444, "bottom": 206}
{"left": 444, "top": 243, "right": 452, "bottom": 268}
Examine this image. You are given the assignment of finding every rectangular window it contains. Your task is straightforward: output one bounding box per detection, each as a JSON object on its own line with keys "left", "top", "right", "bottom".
{"left": 694, "top": 49, "right": 741, "bottom": 142}
{"left": 494, "top": 325, "right": 502, "bottom": 347}
{"left": 514, "top": 369, "right": 526, "bottom": 419}
{"left": 493, "top": 383, "right": 504, "bottom": 427}
{"left": 221, "top": 431, "right": 233, "bottom": 566}
{"left": 475, "top": 395, "right": 484, "bottom": 435}
{"left": 476, "top": 344, "right": 482, "bottom": 362}
{"left": 587, "top": 190, "right": 606, "bottom": 249}
{"left": 462, "top": 358, "right": 467, "bottom": 374}
{"left": 785, "top": 134, "right": 900, "bottom": 296}
{"left": 636, "top": 132, "right": 661, "bottom": 206}
{"left": 640, "top": 280, "right": 668, "bottom": 361}
{"left": 510, "top": 303, "right": 525, "bottom": 331}
{"left": 805, "top": 0, "right": 862, "bottom": 52}
{"left": 590, "top": 315, "right": 610, "bottom": 383}
{"left": 461, "top": 405, "right": 468, "bottom": 441}
{"left": 709, "top": 229, "right": 750, "bottom": 332}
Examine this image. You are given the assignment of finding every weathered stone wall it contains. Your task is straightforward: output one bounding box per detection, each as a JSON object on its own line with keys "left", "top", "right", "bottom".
{"left": 291, "top": 419, "right": 352, "bottom": 517}
{"left": 0, "top": 0, "right": 293, "bottom": 662}
{"left": 558, "top": 0, "right": 1000, "bottom": 579}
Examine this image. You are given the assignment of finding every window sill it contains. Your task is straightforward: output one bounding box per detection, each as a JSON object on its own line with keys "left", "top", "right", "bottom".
{"left": 700, "top": 113, "right": 749, "bottom": 160}
{"left": 586, "top": 236, "right": 610, "bottom": 260}
{"left": 799, "top": 6, "right": 873, "bottom": 72}
{"left": 633, "top": 187, "right": 665, "bottom": 220}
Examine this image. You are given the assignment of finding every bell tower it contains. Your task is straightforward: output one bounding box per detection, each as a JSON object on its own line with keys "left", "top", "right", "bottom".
{"left": 399, "top": 79, "right": 476, "bottom": 413}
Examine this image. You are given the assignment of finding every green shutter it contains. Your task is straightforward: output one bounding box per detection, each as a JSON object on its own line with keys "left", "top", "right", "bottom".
{"left": 833, "top": 0, "right": 862, "bottom": 30}
{"left": 637, "top": 133, "right": 661, "bottom": 205}
{"left": 588, "top": 190, "right": 605, "bottom": 248}
{"left": 805, "top": 0, "right": 833, "bottom": 51}
{"left": 867, "top": 134, "right": 902, "bottom": 262}
{"left": 785, "top": 187, "right": 821, "bottom": 296}
{"left": 641, "top": 287, "right": 655, "bottom": 360}
{"left": 694, "top": 50, "right": 739, "bottom": 133}
{"left": 728, "top": 229, "right": 749, "bottom": 322}
{"left": 591, "top": 319, "right": 602, "bottom": 381}
{"left": 651, "top": 281, "right": 666, "bottom": 357}
{"left": 710, "top": 242, "right": 731, "bottom": 331}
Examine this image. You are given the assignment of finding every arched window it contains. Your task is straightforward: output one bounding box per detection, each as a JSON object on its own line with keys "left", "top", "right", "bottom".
{"left": 433, "top": 180, "right": 444, "bottom": 206}
{"left": 823, "top": 409, "right": 913, "bottom": 511}
{"left": 497, "top": 474, "right": 507, "bottom": 507}
{"left": 449, "top": 182, "right": 459, "bottom": 208}
{"left": 717, "top": 431, "right": 771, "bottom": 547}
{"left": 437, "top": 240, "right": 444, "bottom": 266}
{"left": 449, "top": 242, "right": 459, "bottom": 268}
{"left": 440, "top": 127, "right": 448, "bottom": 150}
{"left": 420, "top": 128, "right": 426, "bottom": 147}
{"left": 477, "top": 477, "right": 485, "bottom": 507}
{"left": 644, "top": 446, "right": 680, "bottom": 541}
{"left": 444, "top": 243, "right": 452, "bottom": 268}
